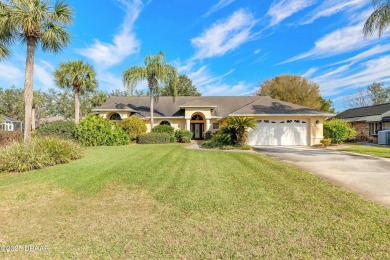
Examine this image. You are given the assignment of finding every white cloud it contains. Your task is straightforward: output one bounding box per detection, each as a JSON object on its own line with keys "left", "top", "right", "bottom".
{"left": 190, "top": 9, "right": 256, "bottom": 60}
{"left": 187, "top": 65, "right": 234, "bottom": 87}
{"left": 254, "top": 49, "right": 261, "bottom": 54}
{"left": 77, "top": 0, "right": 143, "bottom": 69}
{"left": 302, "top": 68, "right": 318, "bottom": 78}
{"left": 332, "top": 44, "right": 390, "bottom": 66}
{"left": 200, "top": 81, "right": 253, "bottom": 96}
{"left": 34, "top": 63, "right": 55, "bottom": 91}
{"left": 0, "top": 63, "right": 23, "bottom": 84}
{"left": 299, "top": 0, "right": 369, "bottom": 25}
{"left": 266, "top": 0, "right": 316, "bottom": 27}
{"left": 204, "top": 0, "right": 237, "bottom": 17}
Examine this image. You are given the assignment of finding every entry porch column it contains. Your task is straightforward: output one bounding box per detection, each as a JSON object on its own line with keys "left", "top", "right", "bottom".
{"left": 186, "top": 119, "right": 191, "bottom": 131}
{"left": 206, "top": 119, "right": 210, "bottom": 132}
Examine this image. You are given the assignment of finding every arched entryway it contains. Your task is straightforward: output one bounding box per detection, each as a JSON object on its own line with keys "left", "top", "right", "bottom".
{"left": 190, "top": 112, "right": 205, "bottom": 140}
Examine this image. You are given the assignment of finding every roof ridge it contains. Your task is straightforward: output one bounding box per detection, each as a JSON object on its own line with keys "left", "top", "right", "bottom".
{"left": 228, "top": 96, "right": 263, "bottom": 115}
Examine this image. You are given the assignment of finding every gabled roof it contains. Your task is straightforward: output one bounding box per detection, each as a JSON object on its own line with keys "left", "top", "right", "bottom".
{"left": 335, "top": 103, "right": 390, "bottom": 121}
{"left": 93, "top": 96, "right": 333, "bottom": 118}
{"left": 1, "top": 115, "right": 21, "bottom": 122}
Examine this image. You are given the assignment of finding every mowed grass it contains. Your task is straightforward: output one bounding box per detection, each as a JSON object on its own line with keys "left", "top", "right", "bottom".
{"left": 0, "top": 145, "right": 389, "bottom": 259}
{"left": 339, "top": 144, "right": 390, "bottom": 158}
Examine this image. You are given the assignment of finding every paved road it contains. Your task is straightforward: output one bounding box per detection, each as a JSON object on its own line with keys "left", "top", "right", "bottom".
{"left": 253, "top": 147, "right": 390, "bottom": 208}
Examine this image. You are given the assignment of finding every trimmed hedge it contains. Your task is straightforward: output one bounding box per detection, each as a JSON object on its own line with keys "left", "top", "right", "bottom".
{"left": 75, "top": 114, "right": 129, "bottom": 146}
{"left": 152, "top": 125, "right": 175, "bottom": 136}
{"left": 119, "top": 117, "right": 147, "bottom": 141}
{"left": 0, "top": 131, "right": 22, "bottom": 147}
{"left": 36, "top": 121, "right": 77, "bottom": 140}
{"left": 175, "top": 130, "right": 193, "bottom": 143}
{"left": 0, "top": 137, "right": 84, "bottom": 173}
{"left": 137, "top": 133, "right": 171, "bottom": 144}
{"left": 324, "top": 119, "right": 356, "bottom": 144}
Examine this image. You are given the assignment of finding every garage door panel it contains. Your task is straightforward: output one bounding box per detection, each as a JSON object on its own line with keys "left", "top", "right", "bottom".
{"left": 249, "top": 119, "right": 308, "bottom": 146}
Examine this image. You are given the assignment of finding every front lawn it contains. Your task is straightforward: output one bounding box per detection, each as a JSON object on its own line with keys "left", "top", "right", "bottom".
{"left": 0, "top": 145, "right": 389, "bottom": 258}
{"left": 339, "top": 144, "right": 390, "bottom": 158}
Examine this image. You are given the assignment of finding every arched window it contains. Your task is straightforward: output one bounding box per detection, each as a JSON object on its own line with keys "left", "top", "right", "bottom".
{"left": 191, "top": 115, "right": 204, "bottom": 120}
{"left": 109, "top": 113, "right": 122, "bottom": 120}
{"left": 160, "top": 121, "right": 171, "bottom": 126}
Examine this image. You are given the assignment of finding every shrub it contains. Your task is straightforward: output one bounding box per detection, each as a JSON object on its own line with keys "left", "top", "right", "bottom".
{"left": 152, "top": 125, "right": 175, "bottom": 136}
{"left": 0, "top": 137, "right": 84, "bottom": 173}
{"left": 175, "top": 130, "right": 193, "bottom": 142}
{"left": 320, "top": 138, "right": 332, "bottom": 147}
{"left": 170, "top": 136, "right": 177, "bottom": 143}
{"left": 75, "top": 114, "right": 129, "bottom": 146}
{"left": 0, "top": 131, "right": 22, "bottom": 147}
{"left": 137, "top": 133, "right": 171, "bottom": 144}
{"left": 324, "top": 119, "right": 356, "bottom": 144}
{"left": 204, "top": 131, "right": 213, "bottom": 140}
{"left": 225, "top": 117, "right": 257, "bottom": 145}
{"left": 36, "top": 121, "right": 77, "bottom": 140}
{"left": 119, "top": 117, "right": 147, "bottom": 141}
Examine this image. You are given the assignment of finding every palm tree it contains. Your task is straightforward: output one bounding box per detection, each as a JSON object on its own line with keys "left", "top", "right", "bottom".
{"left": 54, "top": 60, "right": 97, "bottom": 123}
{"left": 122, "top": 51, "right": 178, "bottom": 128}
{"left": 0, "top": 0, "right": 73, "bottom": 143}
{"left": 364, "top": 0, "right": 390, "bottom": 38}
{"left": 226, "top": 117, "right": 257, "bottom": 145}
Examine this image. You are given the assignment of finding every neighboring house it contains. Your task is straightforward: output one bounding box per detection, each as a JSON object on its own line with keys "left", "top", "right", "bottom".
{"left": 335, "top": 103, "right": 390, "bottom": 142}
{"left": 93, "top": 96, "right": 334, "bottom": 146}
{"left": 0, "top": 115, "right": 23, "bottom": 132}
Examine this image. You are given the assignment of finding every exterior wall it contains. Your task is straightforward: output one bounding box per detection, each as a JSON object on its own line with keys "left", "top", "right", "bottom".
{"left": 383, "top": 122, "right": 390, "bottom": 130}
{"left": 146, "top": 119, "right": 185, "bottom": 132}
{"left": 352, "top": 122, "right": 377, "bottom": 142}
{"left": 184, "top": 108, "right": 212, "bottom": 119}
{"left": 98, "top": 111, "right": 131, "bottom": 120}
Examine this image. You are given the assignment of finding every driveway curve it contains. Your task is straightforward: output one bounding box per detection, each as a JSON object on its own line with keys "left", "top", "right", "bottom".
{"left": 254, "top": 147, "right": 390, "bottom": 208}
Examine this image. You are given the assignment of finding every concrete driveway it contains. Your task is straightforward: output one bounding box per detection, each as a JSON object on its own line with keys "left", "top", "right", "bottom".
{"left": 254, "top": 147, "right": 390, "bottom": 208}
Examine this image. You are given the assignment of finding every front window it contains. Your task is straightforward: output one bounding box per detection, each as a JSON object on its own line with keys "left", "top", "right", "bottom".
{"left": 160, "top": 121, "right": 171, "bottom": 126}
{"left": 369, "top": 122, "right": 381, "bottom": 135}
{"left": 191, "top": 115, "right": 204, "bottom": 120}
{"left": 109, "top": 113, "right": 122, "bottom": 120}
{"left": 213, "top": 123, "right": 219, "bottom": 130}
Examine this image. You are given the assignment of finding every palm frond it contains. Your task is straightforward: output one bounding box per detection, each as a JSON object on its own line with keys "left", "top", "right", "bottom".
{"left": 41, "top": 22, "right": 71, "bottom": 52}
{"left": 51, "top": 0, "right": 73, "bottom": 25}
{"left": 364, "top": 1, "right": 390, "bottom": 37}
{"left": 122, "top": 66, "right": 147, "bottom": 95}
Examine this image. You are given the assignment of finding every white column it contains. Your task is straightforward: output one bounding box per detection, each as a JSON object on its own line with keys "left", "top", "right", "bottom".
{"left": 206, "top": 119, "right": 210, "bottom": 132}
{"left": 186, "top": 119, "right": 191, "bottom": 131}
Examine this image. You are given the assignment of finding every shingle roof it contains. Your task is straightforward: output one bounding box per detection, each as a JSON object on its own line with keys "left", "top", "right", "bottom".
{"left": 335, "top": 103, "right": 390, "bottom": 120}
{"left": 94, "top": 96, "right": 333, "bottom": 118}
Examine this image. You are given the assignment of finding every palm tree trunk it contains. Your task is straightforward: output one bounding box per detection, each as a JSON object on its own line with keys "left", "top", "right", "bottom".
{"left": 74, "top": 88, "right": 80, "bottom": 123}
{"left": 150, "top": 88, "right": 154, "bottom": 129}
{"left": 31, "top": 107, "right": 36, "bottom": 131}
{"left": 23, "top": 37, "right": 37, "bottom": 143}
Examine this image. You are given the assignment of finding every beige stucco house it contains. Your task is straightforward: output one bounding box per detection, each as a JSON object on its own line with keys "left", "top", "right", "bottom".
{"left": 93, "top": 96, "right": 334, "bottom": 146}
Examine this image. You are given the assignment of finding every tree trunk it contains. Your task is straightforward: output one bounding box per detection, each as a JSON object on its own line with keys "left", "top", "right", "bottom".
{"left": 31, "top": 107, "right": 36, "bottom": 131}
{"left": 150, "top": 88, "right": 154, "bottom": 129}
{"left": 23, "top": 38, "right": 37, "bottom": 143}
{"left": 74, "top": 88, "right": 80, "bottom": 123}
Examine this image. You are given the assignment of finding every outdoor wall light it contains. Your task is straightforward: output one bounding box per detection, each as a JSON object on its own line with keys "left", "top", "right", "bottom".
{"left": 316, "top": 120, "right": 320, "bottom": 125}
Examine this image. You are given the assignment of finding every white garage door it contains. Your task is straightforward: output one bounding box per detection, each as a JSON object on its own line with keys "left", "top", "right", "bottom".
{"left": 248, "top": 119, "right": 309, "bottom": 146}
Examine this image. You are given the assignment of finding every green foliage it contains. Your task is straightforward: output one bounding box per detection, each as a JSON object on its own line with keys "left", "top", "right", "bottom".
{"left": 225, "top": 117, "right": 257, "bottom": 145}
{"left": 75, "top": 115, "right": 129, "bottom": 146}
{"left": 257, "top": 75, "right": 335, "bottom": 112}
{"left": 0, "top": 131, "right": 23, "bottom": 147}
{"left": 36, "top": 121, "right": 77, "bottom": 140}
{"left": 204, "top": 131, "right": 213, "bottom": 140}
{"left": 169, "top": 136, "right": 177, "bottom": 143}
{"left": 368, "top": 82, "right": 390, "bottom": 105}
{"left": 119, "top": 117, "right": 147, "bottom": 141}
{"left": 161, "top": 74, "right": 201, "bottom": 96}
{"left": 364, "top": 0, "right": 390, "bottom": 38}
{"left": 137, "top": 133, "right": 171, "bottom": 144}
{"left": 0, "top": 137, "right": 83, "bottom": 173}
{"left": 320, "top": 138, "right": 332, "bottom": 147}
{"left": 175, "top": 129, "right": 193, "bottom": 142}
{"left": 152, "top": 125, "right": 175, "bottom": 136}
{"left": 324, "top": 119, "right": 357, "bottom": 144}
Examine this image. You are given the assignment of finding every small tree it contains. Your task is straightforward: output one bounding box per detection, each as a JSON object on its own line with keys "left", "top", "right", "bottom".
{"left": 324, "top": 119, "right": 356, "bottom": 144}
{"left": 225, "top": 117, "right": 257, "bottom": 145}
{"left": 119, "top": 117, "right": 147, "bottom": 141}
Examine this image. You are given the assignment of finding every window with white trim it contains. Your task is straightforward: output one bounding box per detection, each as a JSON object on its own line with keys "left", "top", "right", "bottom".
{"left": 213, "top": 123, "right": 220, "bottom": 130}
{"left": 369, "top": 122, "right": 381, "bottom": 136}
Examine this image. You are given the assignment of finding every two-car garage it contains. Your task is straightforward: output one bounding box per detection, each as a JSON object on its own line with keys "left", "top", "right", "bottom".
{"left": 248, "top": 119, "right": 309, "bottom": 146}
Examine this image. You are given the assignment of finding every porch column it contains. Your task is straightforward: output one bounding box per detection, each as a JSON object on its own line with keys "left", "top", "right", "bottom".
{"left": 206, "top": 119, "right": 210, "bottom": 132}
{"left": 186, "top": 119, "right": 191, "bottom": 131}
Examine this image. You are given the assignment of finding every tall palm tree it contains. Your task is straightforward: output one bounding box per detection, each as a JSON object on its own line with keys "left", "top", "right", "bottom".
{"left": 122, "top": 51, "right": 178, "bottom": 128}
{"left": 0, "top": 0, "right": 73, "bottom": 143}
{"left": 364, "top": 0, "right": 390, "bottom": 38}
{"left": 54, "top": 60, "right": 97, "bottom": 123}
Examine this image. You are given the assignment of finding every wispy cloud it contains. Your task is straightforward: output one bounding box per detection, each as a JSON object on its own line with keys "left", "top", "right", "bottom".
{"left": 302, "top": 68, "right": 318, "bottom": 78}
{"left": 190, "top": 9, "right": 256, "bottom": 60}
{"left": 204, "top": 0, "right": 237, "bottom": 17}
{"left": 266, "top": 0, "right": 316, "bottom": 27}
{"left": 0, "top": 63, "right": 23, "bottom": 85}
{"left": 77, "top": 0, "right": 144, "bottom": 69}
{"left": 34, "top": 62, "right": 55, "bottom": 91}
{"left": 187, "top": 65, "right": 234, "bottom": 87}
{"left": 299, "top": 0, "right": 368, "bottom": 25}
{"left": 200, "top": 81, "right": 254, "bottom": 96}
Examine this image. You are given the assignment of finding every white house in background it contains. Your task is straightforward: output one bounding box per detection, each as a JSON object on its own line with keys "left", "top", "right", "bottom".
{"left": 0, "top": 115, "right": 23, "bottom": 132}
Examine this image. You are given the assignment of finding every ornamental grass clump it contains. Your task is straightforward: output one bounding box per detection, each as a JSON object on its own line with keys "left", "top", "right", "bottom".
{"left": 0, "top": 137, "right": 84, "bottom": 173}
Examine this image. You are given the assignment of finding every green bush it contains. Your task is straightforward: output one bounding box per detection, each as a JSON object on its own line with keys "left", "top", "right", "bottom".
{"left": 324, "top": 119, "right": 356, "bottom": 144}
{"left": 36, "top": 121, "right": 77, "bottom": 140}
{"left": 137, "top": 133, "right": 171, "bottom": 144}
{"left": 320, "top": 138, "right": 332, "bottom": 147}
{"left": 0, "top": 137, "right": 84, "bottom": 173}
{"left": 204, "top": 131, "right": 213, "bottom": 140}
{"left": 0, "top": 131, "right": 22, "bottom": 147}
{"left": 119, "top": 117, "right": 147, "bottom": 141}
{"left": 152, "top": 125, "right": 175, "bottom": 136}
{"left": 175, "top": 130, "right": 193, "bottom": 142}
{"left": 170, "top": 136, "right": 177, "bottom": 143}
{"left": 75, "top": 114, "right": 129, "bottom": 146}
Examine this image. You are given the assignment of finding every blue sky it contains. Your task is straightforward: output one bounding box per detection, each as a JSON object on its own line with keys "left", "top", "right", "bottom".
{"left": 1, "top": 0, "right": 390, "bottom": 111}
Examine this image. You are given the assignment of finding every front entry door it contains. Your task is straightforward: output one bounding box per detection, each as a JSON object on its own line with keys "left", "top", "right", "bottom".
{"left": 191, "top": 123, "right": 204, "bottom": 140}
